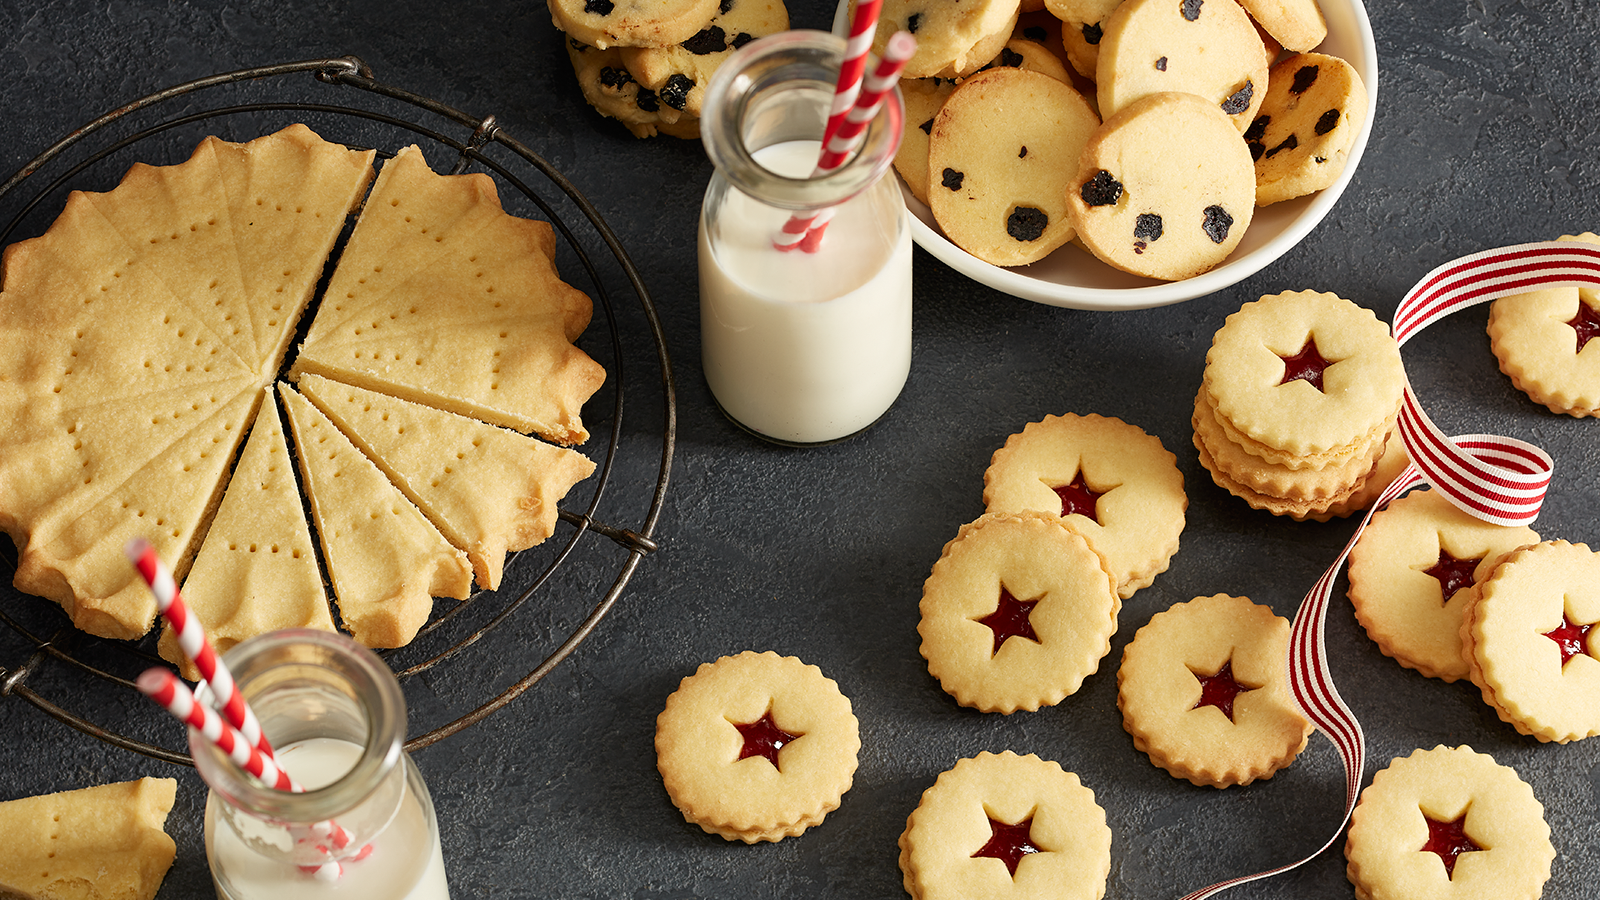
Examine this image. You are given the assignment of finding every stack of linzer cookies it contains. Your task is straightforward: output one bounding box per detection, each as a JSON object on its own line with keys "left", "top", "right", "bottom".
{"left": 649, "top": 278, "right": 1597, "bottom": 900}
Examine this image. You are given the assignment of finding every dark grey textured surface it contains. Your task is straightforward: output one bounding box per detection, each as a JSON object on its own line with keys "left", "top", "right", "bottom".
{"left": 1, "top": 1, "right": 1597, "bottom": 897}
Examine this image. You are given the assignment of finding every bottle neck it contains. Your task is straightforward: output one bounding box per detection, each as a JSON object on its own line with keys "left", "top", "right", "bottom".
{"left": 700, "top": 30, "right": 903, "bottom": 213}
{"left": 190, "top": 628, "right": 406, "bottom": 825}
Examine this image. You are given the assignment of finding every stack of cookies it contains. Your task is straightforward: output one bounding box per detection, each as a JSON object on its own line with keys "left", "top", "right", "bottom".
{"left": 1194, "top": 289, "right": 1407, "bottom": 521}
{"left": 555, "top": 0, "right": 789, "bottom": 138}
{"left": 885, "top": 0, "right": 1367, "bottom": 279}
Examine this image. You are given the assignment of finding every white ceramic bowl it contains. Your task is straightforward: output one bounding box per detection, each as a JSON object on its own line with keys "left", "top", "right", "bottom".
{"left": 835, "top": 0, "right": 1377, "bottom": 310}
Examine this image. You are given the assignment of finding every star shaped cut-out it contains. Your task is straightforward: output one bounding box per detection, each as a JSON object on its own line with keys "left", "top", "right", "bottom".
{"left": 733, "top": 710, "right": 802, "bottom": 771}
{"left": 1568, "top": 299, "right": 1600, "bottom": 354}
{"left": 1050, "top": 471, "right": 1104, "bottom": 522}
{"left": 1277, "top": 336, "right": 1332, "bottom": 392}
{"left": 1422, "top": 548, "right": 1481, "bottom": 604}
{"left": 1189, "top": 659, "right": 1258, "bottom": 723}
{"left": 1421, "top": 812, "right": 1483, "bottom": 879}
{"left": 971, "top": 815, "right": 1043, "bottom": 878}
{"left": 1542, "top": 612, "right": 1595, "bottom": 667}
{"left": 976, "top": 586, "right": 1041, "bottom": 657}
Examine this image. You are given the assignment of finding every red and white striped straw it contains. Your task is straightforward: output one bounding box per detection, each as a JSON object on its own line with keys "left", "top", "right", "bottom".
{"left": 773, "top": 32, "right": 915, "bottom": 253}
{"left": 126, "top": 538, "right": 272, "bottom": 760}
{"left": 137, "top": 668, "right": 362, "bottom": 880}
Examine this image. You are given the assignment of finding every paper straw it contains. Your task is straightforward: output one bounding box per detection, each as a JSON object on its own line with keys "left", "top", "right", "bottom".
{"left": 823, "top": 0, "right": 882, "bottom": 154}
{"left": 774, "top": 31, "right": 915, "bottom": 254}
{"left": 137, "top": 668, "right": 356, "bottom": 880}
{"left": 125, "top": 538, "right": 271, "bottom": 760}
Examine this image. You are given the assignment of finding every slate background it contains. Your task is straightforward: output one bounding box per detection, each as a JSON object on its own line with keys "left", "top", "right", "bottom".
{"left": 0, "top": 0, "right": 1597, "bottom": 897}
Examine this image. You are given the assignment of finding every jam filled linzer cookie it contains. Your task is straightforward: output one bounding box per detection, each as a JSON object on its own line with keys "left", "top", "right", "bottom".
{"left": 548, "top": 0, "right": 721, "bottom": 49}
{"left": 1249, "top": 52, "right": 1370, "bottom": 206}
{"left": 1347, "top": 488, "right": 1540, "bottom": 683}
{"left": 1117, "top": 594, "right": 1312, "bottom": 787}
{"left": 865, "top": 0, "right": 1022, "bottom": 79}
{"left": 927, "top": 67, "right": 1100, "bottom": 267}
{"left": 655, "top": 651, "right": 860, "bottom": 842}
{"left": 1204, "top": 289, "right": 1404, "bottom": 465}
{"left": 983, "top": 413, "right": 1186, "bottom": 599}
{"left": 1345, "top": 745, "right": 1555, "bottom": 900}
{"left": 1487, "top": 232, "right": 1600, "bottom": 417}
{"left": 918, "top": 511, "right": 1119, "bottom": 713}
{"left": 618, "top": 0, "right": 790, "bottom": 120}
{"left": 1095, "top": 0, "right": 1269, "bottom": 132}
{"left": 898, "top": 751, "right": 1111, "bottom": 900}
{"left": 1066, "top": 92, "right": 1255, "bottom": 281}
{"left": 1460, "top": 540, "right": 1600, "bottom": 744}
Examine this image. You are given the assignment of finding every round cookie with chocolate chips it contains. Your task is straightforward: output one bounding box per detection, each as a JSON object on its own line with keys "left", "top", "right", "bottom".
{"left": 1096, "top": 0, "right": 1270, "bottom": 133}
{"left": 1238, "top": 0, "right": 1326, "bottom": 52}
{"left": 1066, "top": 91, "right": 1255, "bottom": 280}
{"left": 566, "top": 38, "right": 699, "bottom": 138}
{"left": 1043, "top": 0, "right": 1120, "bottom": 80}
{"left": 549, "top": 0, "right": 721, "bottom": 49}
{"left": 1248, "top": 52, "right": 1369, "bottom": 206}
{"left": 928, "top": 67, "right": 1099, "bottom": 267}
{"left": 859, "top": 0, "right": 1022, "bottom": 78}
{"left": 619, "top": 0, "right": 789, "bottom": 120}
{"left": 893, "top": 77, "right": 959, "bottom": 205}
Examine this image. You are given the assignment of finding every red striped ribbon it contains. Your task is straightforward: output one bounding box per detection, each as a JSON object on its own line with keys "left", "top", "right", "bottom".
{"left": 1182, "top": 240, "right": 1600, "bottom": 899}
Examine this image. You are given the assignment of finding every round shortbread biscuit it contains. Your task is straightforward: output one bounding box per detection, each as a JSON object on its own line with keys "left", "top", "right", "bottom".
{"left": 983, "top": 413, "right": 1186, "bottom": 599}
{"left": 1204, "top": 290, "right": 1404, "bottom": 461}
{"left": 928, "top": 67, "right": 1100, "bottom": 266}
{"left": 900, "top": 752, "right": 1111, "bottom": 900}
{"left": 1460, "top": 540, "right": 1600, "bottom": 743}
{"left": 1347, "top": 488, "right": 1539, "bottom": 683}
{"left": 1192, "top": 386, "right": 1388, "bottom": 502}
{"left": 918, "top": 511, "right": 1119, "bottom": 714}
{"left": 984, "top": 37, "right": 1071, "bottom": 83}
{"left": 860, "top": 0, "right": 1022, "bottom": 79}
{"left": 1344, "top": 746, "right": 1554, "bottom": 900}
{"left": 617, "top": 0, "right": 790, "bottom": 120}
{"left": 1486, "top": 232, "right": 1600, "bottom": 417}
{"left": 1095, "top": 0, "right": 1269, "bottom": 132}
{"left": 1066, "top": 92, "right": 1255, "bottom": 281}
{"left": 1238, "top": 0, "right": 1327, "bottom": 52}
{"left": 1117, "top": 594, "right": 1312, "bottom": 787}
{"left": 1248, "top": 52, "right": 1369, "bottom": 206}
{"left": 655, "top": 650, "right": 860, "bottom": 842}
{"left": 549, "top": 0, "right": 721, "bottom": 49}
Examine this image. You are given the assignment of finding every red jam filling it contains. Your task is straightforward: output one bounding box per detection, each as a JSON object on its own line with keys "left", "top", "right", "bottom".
{"left": 971, "top": 815, "right": 1042, "bottom": 878}
{"left": 1542, "top": 612, "right": 1595, "bottom": 667}
{"left": 1277, "top": 337, "right": 1332, "bottom": 392}
{"left": 1190, "top": 659, "right": 1256, "bottom": 723}
{"left": 733, "top": 710, "right": 801, "bottom": 771}
{"left": 1052, "top": 471, "right": 1104, "bottom": 522}
{"left": 977, "top": 587, "right": 1041, "bottom": 657}
{"left": 1423, "top": 548, "right": 1482, "bottom": 603}
{"left": 1422, "top": 813, "right": 1482, "bottom": 879}
{"left": 1568, "top": 300, "right": 1600, "bottom": 354}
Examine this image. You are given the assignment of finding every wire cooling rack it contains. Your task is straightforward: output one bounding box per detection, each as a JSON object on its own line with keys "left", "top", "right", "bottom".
{"left": 0, "top": 56, "right": 675, "bottom": 761}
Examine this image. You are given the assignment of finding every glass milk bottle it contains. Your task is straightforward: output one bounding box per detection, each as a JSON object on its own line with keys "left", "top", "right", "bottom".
{"left": 191, "top": 629, "right": 450, "bottom": 899}
{"left": 698, "top": 30, "right": 913, "bottom": 445}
